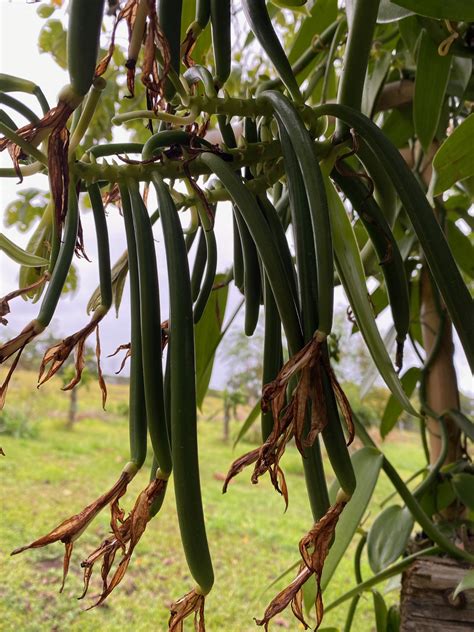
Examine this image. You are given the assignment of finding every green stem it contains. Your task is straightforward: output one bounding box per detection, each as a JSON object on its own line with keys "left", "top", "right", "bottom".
{"left": 68, "top": 78, "right": 107, "bottom": 157}
{"left": 87, "top": 143, "right": 144, "bottom": 158}
{"left": 335, "top": 0, "right": 381, "bottom": 141}
{"left": 33, "top": 86, "right": 50, "bottom": 115}
{"left": 112, "top": 106, "right": 198, "bottom": 127}
{"left": 0, "top": 161, "right": 45, "bottom": 178}
{"left": 0, "top": 93, "right": 40, "bottom": 124}
{"left": 0, "top": 122, "right": 48, "bottom": 165}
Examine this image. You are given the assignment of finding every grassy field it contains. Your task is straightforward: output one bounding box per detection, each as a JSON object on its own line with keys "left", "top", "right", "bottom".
{"left": 0, "top": 370, "right": 425, "bottom": 631}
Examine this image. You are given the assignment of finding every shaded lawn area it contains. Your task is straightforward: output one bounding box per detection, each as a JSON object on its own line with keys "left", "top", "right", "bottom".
{"left": 0, "top": 371, "right": 424, "bottom": 631}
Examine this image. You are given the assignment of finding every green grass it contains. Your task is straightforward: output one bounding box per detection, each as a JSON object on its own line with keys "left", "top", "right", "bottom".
{"left": 0, "top": 371, "right": 425, "bottom": 631}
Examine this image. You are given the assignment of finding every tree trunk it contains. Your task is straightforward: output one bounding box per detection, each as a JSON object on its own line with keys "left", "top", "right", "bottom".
{"left": 223, "top": 403, "right": 230, "bottom": 442}
{"left": 420, "top": 268, "right": 461, "bottom": 466}
{"left": 400, "top": 556, "right": 474, "bottom": 631}
{"left": 67, "top": 387, "right": 78, "bottom": 429}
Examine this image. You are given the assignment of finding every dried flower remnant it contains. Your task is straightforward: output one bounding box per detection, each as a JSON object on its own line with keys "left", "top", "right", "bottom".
{"left": 169, "top": 588, "right": 206, "bottom": 632}
{"left": 37, "top": 318, "right": 108, "bottom": 408}
{"left": 0, "top": 273, "right": 50, "bottom": 326}
{"left": 255, "top": 564, "right": 313, "bottom": 631}
{"left": 0, "top": 99, "right": 75, "bottom": 184}
{"left": 95, "top": 0, "right": 139, "bottom": 93}
{"left": 108, "top": 342, "right": 132, "bottom": 374}
{"left": 81, "top": 475, "right": 168, "bottom": 606}
{"left": 256, "top": 495, "right": 349, "bottom": 631}
{"left": 11, "top": 470, "right": 134, "bottom": 591}
{"left": 141, "top": 0, "right": 171, "bottom": 110}
{"left": 224, "top": 333, "right": 355, "bottom": 504}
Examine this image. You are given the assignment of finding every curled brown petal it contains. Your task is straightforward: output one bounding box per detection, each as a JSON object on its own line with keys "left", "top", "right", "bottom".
{"left": 0, "top": 273, "right": 50, "bottom": 326}
{"left": 11, "top": 470, "right": 132, "bottom": 591}
{"left": 82, "top": 477, "right": 167, "bottom": 606}
{"left": 299, "top": 500, "right": 347, "bottom": 629}
{"left": 255, "top": 564, "right": 312, "bottom": 631}
{"left": 257, "top": 500, "right": 347, "bottom": 631}
{"left": 95, "top": 325, "right": 107, "bottom": 410}
{"left": 169, "top": 589, "right": 206, "bottom": 632}
{"left": 37, "top": 315, "right": 107, "bottom": 408}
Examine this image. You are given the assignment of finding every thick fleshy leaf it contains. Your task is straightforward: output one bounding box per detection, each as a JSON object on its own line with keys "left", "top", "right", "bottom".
{"left": 419, "top": 478, "right": 456, "bottom": 516}
{"left": 233, "top": 399, "right": 261, "bottom": 448}
{"left": 362, "top": 51, "right": 391, "bottom": 118}
{"left": 381, "top": 105, "right": 414, "bottom": 148}
{"left": 432, "top": 114, "right": 474, "bottom": 195}
{"left": 381, "top": 367, "right": 421, "bottom": 438}
{"left": 453, "top": 569, "right": 474, "bottom": 599}
{"left": 451, "top": 473, "right": 474, "bottom": 511}
{"left": 323, "top": 448, "right": 383, "bottom": 589}
{"left": 325, "top": 177, "right": 418, "bottom": 416}
{"left": 414, "top": 29, "right": 451, "bottom": 152}
{"left": 195, "top": 274, "right": 229, "bottom": 409}
{"left": 391, "top": 0, "right": 474, "bottom": 21}
{"left": 446, "top": 220, "right": 474, "bottom": 280}
{"left": 367, "top": 505, "right": 414, "bottom": 573}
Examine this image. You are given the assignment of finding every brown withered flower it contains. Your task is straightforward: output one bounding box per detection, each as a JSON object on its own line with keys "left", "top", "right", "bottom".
{"left": 38, "top": 318, "right": 107, "bottom": 408}
{"left": 169, "top": 588, "right": 206, "bottom": 632}
{"left": 0, "top": 273, "right": 50, "bottom": 326}
{"left": 256, "top": 493, "right": 349, "bottom": 631}
{"left": 11, "top": 469, "right": 135, "bottom": 591}
{"left": 224, "top": 332, "right": 354, "bottom": 505}
{"left": 80, "top": 475, "right": 168, "bottom": 607}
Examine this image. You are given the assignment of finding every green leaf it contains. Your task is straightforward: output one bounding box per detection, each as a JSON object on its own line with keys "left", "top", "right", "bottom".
{"left": 419, "top": 478, "right": 456, "bottom": 516}
{"left": 38, "top": 19, "right": 67, "bottom": 69}
{"left": 446, "top": 220, "right": 474, "bottom": 280}
{"left": 233, "top": 399, "right": 261, "bottom": 448}
{"left": 325, "top": 177, "right": 418, "bottom": 417}
{"left": 398, "top": 15, "right": 421, "bottom": 56}
{"left": 381, "top": 367, "right": 420, "bottom": 438}
{"left": 451, "top": 473, "right": 474, "bottom": 511}
{"left": 414, "top": 29, "right": 451, "bottom": 152}
{"left": 362, "top": 51, "right": 392, "bottom": 118}
{"left": 377, "top": 0, "right": 413, "bottom": 23}
{"left": 322, "top": 447, "right": 384, "bottom": 589}
{"left": 390, "top": 0, "right": 474, "bottom": 21}
{"left": 372, "top": 589, "right": 388, "bottom": 632}
{"left": 381, "top": 105, "right": 414, "bottom": 148}
{"left": 367, "top": 505, "right": 414, "bottom": 573}
{"left": 303, "top": 446, "right": 383, "bottom": 614}
{"left": 433, "top": 114, "right": 474, "bottom": 195}
{"left": 195, "top": 274, "right": 229, "bottom": 409}
{"left": 453, "top": 569, "right": 474, "bottom": 599}
{"left": 288, "top": 0, "right": 338, "bottom": 63}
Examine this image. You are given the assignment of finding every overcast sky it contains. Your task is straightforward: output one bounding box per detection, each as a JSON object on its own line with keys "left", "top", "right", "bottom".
{"left": 0, "top": 3, "right": 472, "bottom": 397}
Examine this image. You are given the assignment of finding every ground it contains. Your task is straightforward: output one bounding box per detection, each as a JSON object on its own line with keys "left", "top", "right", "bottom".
{"left": 0, "top": 370, "right": 425, "bottom": 631}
